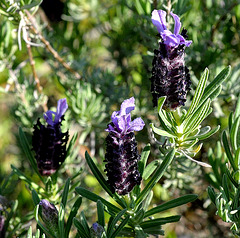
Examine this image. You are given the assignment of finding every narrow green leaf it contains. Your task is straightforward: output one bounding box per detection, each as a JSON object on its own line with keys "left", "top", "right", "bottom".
{"left": 32, "top": 189, "right": 40, "bottom": 206}
{"left": 234, "top": 95, "right": 240, "bottom": 119}
{"left": 21, "top": 0, "right": 43, "bottom": 9}
{"left": 222, "top": 174, "right": 230, "bottom": 202}
{"left": 222, "top": 131, "right": 238, "bottom": 171}
{"left": 19, "top": 127, "right": 44, "bottom": 182}
{"left": 184, "top": 99, "right": 211, "bottom": 135}
{"left": 135, "top": 0, "right": 144, "bottom": 14}
{"left": 140, "top": 215, "right": 181, "bottom": 228}
{"left": 199, "top": 66, "right": 231, "bottom": 106}
{"left": 97, "top": 200, "right": 105, "bottom": 227}
{"left": 142, "top": 226, "right": 164, "bottom": 236}
{"left": 207, "top": 85, "right": 222, "bottom": 102}
{"left": 150, "top": 123, "right": 177, "bottom": 138}
{"left": 144, "top": 194, "right": 198, "bottom": 218}
{"left": 107, "top": 209, "right": 127, "bottom": 237}
{"left": 158, "top": 97, "right": 174, "bottom": 132}
{"left": 142, "top": 160, "right": 160, "bottom": 180}
{"left": 111, "top": 215, "right": 130, "bottom": 238}
{"left": 139, "top": 144, "right": 151, "bottom": 176}
{"left": 73, "top": 218, "right": 89, "bottom": 238}
{"left": 66, "top": 132, "right": 78, "bottom": 158}
{"left": 225, "top": 169, "right": 239, "bottom": 188}
{"left": 230, "top": 116, "right": 240, "bottom": 153}
{"left": 85, "top": 151, "right": 113, "bottom": 197}
{"left": 11, "top": 165, "right": 41, "bottom": 191}
{"left": 232, "top": 187, "right": 240, "bottom": 210}
{"left": 142, "top": 191, "right": 153, "bottom": 212}
{"left": 186, "top": 126, "right": 220, "bottom": 141}
{"left": 208, "top": 187, "right": 216, "bottom": 205}
{"left": 65, "top": 197, "right": 82, "bottom": 238}
{"left": 80, "top": 211, "right": 90, "bottom": 236}
{"left": 27, "top": 226, "right": 33, "bottom": 238}
{"left": 135, "top": 149, "right": 175, "bottom": 208}
{"left": 235, "top": 148, "right": 240, "bottom": 169}
{"left": 75, "top": 187, "right": 120, "bottom": 215}
{"left": 229, "top": 112, "right": 234, "bottom": 132}
{"left": 58, "top": 203, "right": 65, "bottom": 238}
{"left": 186, "top": 68, "right": 209, "bottom": 118}
{"left": 61, "top": 178, "right": 70, "bottom": 208}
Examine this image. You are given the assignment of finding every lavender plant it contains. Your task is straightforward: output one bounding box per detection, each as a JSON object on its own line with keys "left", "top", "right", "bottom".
{"left": 149, "top": 7, "right": 231, "bottom": 168}
{"left": 150, "top": 9, "right": 192, "bottom": 109}
{"left": 0, "top": 0, "right": 239, "bottom": 237}
{"left": 208, "top": 96, "right": 240, "bottom": 236}
{"left": 75, "top": 97, "right": 198, "bottom": 237}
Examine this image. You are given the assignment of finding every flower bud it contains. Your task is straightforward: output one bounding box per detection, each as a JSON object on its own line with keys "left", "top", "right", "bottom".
{"left": 32, "top": 98, "right": 69, "bottom": 175}
{"left": 105, "top": 97, "right": 145, "bottom": 195}
{"left": 39, "top": 200, "right": 59, "bottom": 236}
{"left": 90, "top": 222, "right": 105, "bottom": 238}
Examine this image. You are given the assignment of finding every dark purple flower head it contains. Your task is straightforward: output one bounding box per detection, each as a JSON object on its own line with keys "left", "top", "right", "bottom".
{"left": 150, "top": 10, "right": 192, "bottom": 110}
{"left": 39, "top": 200, "right": 59, "bottom": 236}
{"left": 32, "top": 98, "right": 69, "bottom": 176}
{"left": 152, "top": 9, "right": 192, "bottom": 48}
{"left": 106, "top": 97, "right": 145, "bottom": 136}
{"left": 105, "top": 98, "right": 144, "bottom": 195}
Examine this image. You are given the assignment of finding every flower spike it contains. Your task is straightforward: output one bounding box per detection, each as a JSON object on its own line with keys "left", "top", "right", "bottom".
{"left": 32, "top": 98, "right": 69, "bottom": 176}
{"left": 150, "top": 10, "right": 192, "bottom": 110}
{"left": 105, "top": 97, "right": 145, "bottom": 195}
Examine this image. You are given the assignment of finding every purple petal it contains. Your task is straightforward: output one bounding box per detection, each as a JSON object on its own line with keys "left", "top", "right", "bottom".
{"left": 162, "top": 31, "right": 180, "bottom": 47}
{"left": 185, "top": 39, "right": 192, "bottom": 47}
{"left": 170, "top": 12, "right": 181, "bottom": 35}
{"left": 54, "top": 98, "right": 68, "bottom": 123}
{"left": 176, "top": 35, "right": 192, "bottom": 47}
{"left": 151, "top": 10, "right": 167, "bottom": 34}
{"left": 43, "top": 111, "right": 55, "bottom": 126}
{"left": 105, "top": 123, "right": 115, "bottom": 133}
{"left": 128, "top": 118, "right": 145, "bottom": 132}
{"left": 119, "top": 97, "right": 135, "bottom": 116}
{"left": 117, "top": 116, "right": 127, "bottom": 133}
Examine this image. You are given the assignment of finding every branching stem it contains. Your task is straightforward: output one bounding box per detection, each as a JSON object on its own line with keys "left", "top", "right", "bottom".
{"left": 25, "top": 10, "right": 82, "bottom": 80}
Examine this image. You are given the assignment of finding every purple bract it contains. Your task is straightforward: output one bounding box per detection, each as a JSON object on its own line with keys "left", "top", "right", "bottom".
{"left": 106, "top": 97, "right": 145, "bottom": 136}
{"left": 151, "top": 9, "right": 192, "bottom": 48}
{"left": 44, "top": 98, "right": 68, "bottom": 126}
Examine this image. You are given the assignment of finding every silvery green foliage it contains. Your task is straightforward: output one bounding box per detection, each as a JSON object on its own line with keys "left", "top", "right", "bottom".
{"left": 27, "top": 227, "right": 45, "bottom": 238}
{"left": 150, "top": 66, "right": 231, "bottom": 167}
{"left": 66, "top": 81, "right": 107, "bottom": 143}
{"left": 208, "top": 96, "right": 240, "bottom": 236}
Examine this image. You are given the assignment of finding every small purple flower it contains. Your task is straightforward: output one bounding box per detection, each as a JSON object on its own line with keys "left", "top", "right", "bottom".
{"left": 39, "top": 200, "right": 59, "bottom": 236}
{"left": 150, "top": 10, "right": 192, "bottom": 110}
{"left": 32, "top": 98, "right": 69, "bottom": 176}
{"left": 105, "top": 97, "right": 144, "bottom": 195}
